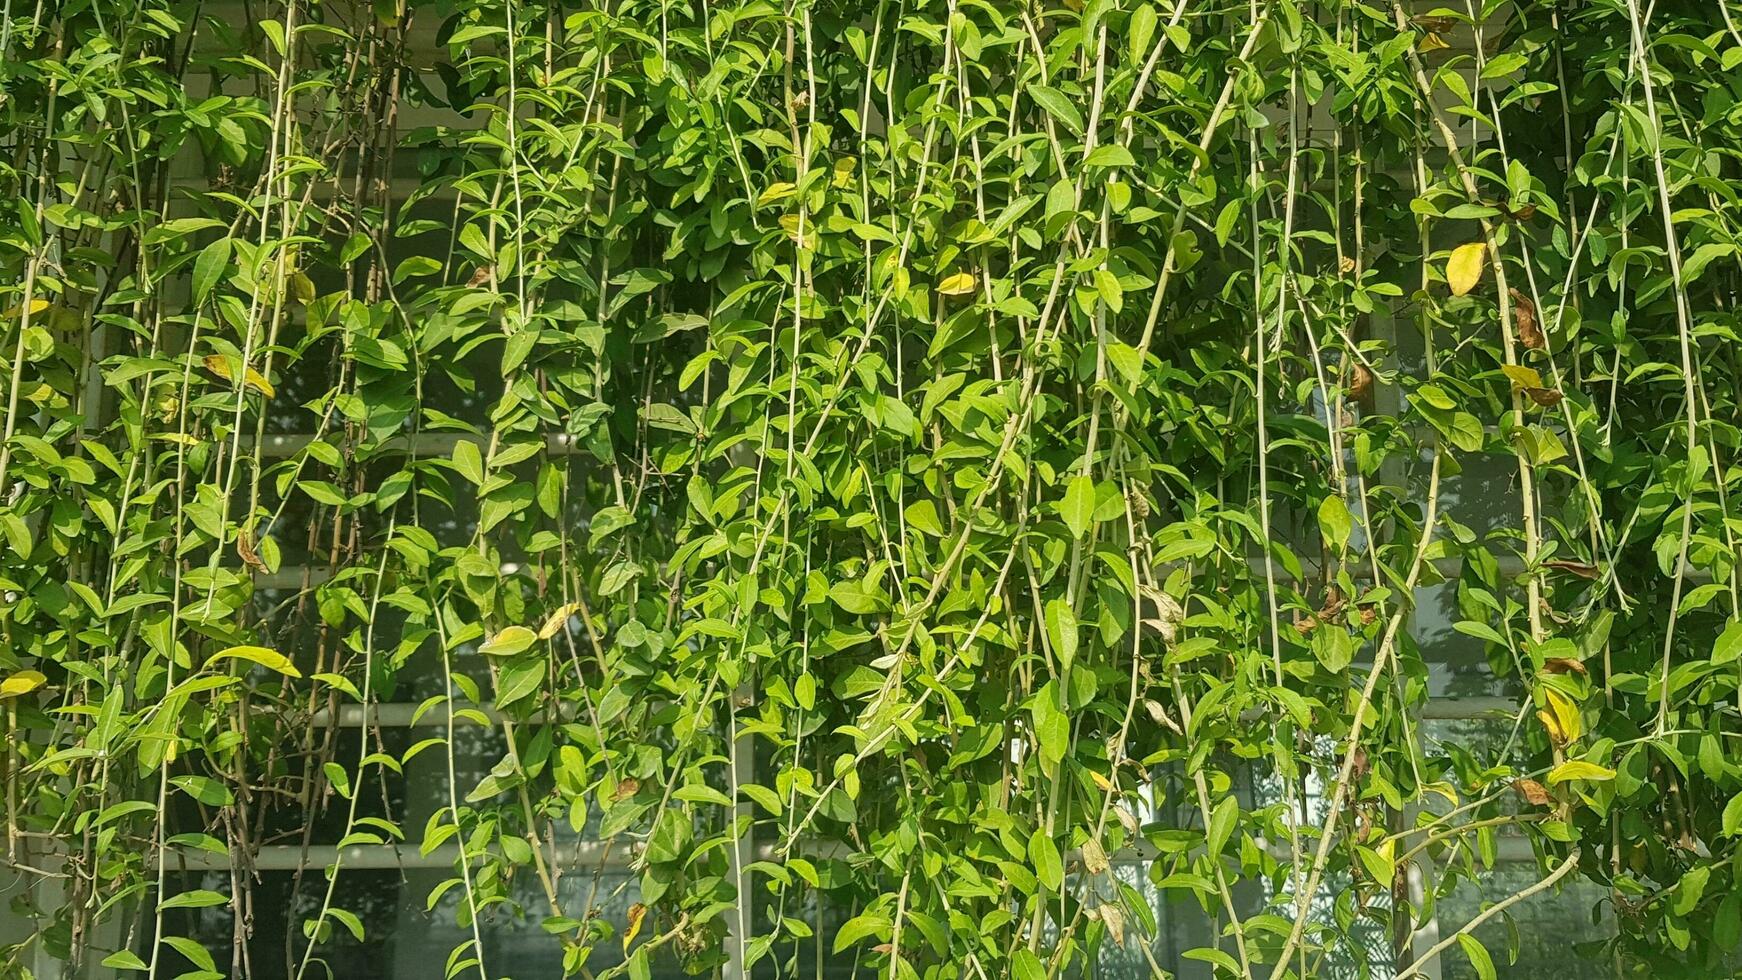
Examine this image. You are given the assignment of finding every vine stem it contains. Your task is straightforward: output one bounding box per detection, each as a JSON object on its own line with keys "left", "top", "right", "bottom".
{"left": 1622, "top": 0, "right": 1701, "bottom": 736}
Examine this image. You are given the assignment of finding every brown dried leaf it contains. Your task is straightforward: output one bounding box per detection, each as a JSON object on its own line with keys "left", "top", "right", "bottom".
{"left": 1415, "top": 15, "right": 1457, "bottom": 32}
{"left": 467, "top": 265, "right": 494, "bottom": 288}
{"left": 1514, "top": 778, "right": 1552, "bottom": 806}
{"left": 1545, "top": 560, "right": 1599, "bottom": 579}
{"left": 1510, "top": 288, "right": 1545, "bottom": 350}
{"left": 1418, "top": 31, "right": 1451, "bottom": 51}
{"left": 236, "top": 529, "right": 267, "bottom": 573}
{"left": 1523, "top": 386, "right": 1564, "bottom": 407}
{"left": 1100, "top": 903, "right": 1126, "bottom": 946}
{"left": 1543, "top": 657, "right": 1589, "bottom": 675}
{"left": 1082, "top": 837, "right": 1110, "bottom": 875}
{"left": 613, "top": 777, "right": 641, "bottom": 801}
{"left": 1506, "top": 202, "right": 1538, "bottom": 222}
{"left": 1349, "top": 363, "right": 1373, "bottom": 400}
{"left": 1114, "top": 803, "right": 1139, "bottom": 835}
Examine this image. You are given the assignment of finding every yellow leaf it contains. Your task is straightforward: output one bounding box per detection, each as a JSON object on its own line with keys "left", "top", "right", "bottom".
{"left": 209, "top": 645, "right": 302, "bottom": 678}
{"left": 1417, "top": 31, "right": 1451, "bottom": 51}
{"left": 1547, "top": 760, "right": 1615, "bottom": 785}
{"left": 3, "top": 299, "right": 49, "bottom": 319}
{"left": 623, "top": 902, "right": 647, "bottom": 954}
{"left": 0, "top": 670, "right": 47, "bottom": 698}
{"left": 757, "top": 182, "right": 796, "bottom": 207}
{"left": 203, "top": 355, "right": 275, "bottom": 398}
{"left": 1535, "top": 709, "right": 1564, "bottom": 745}
{"left": 832, "top": 156, "right": 858, "bottom": 189}
{"left": 1500, "top": 364, "right": 1544, "bottom": 389}
{"left": 538, "top": 602, "right": 583, "bottom": 640}
{"left": 1544, "top": 687, "right": 1582, "bottom": 743}
{"left": 1088, "top": 769, "right": 1114, "bottom": 792}
{"left": 479, "top": 625, "right": 537, "bottom": 656}
{"left": 937, "top": 272, "right": 977, "bottom": 296}
{"left": 1445, "top": 242, "right": 1487, "bottom": 297}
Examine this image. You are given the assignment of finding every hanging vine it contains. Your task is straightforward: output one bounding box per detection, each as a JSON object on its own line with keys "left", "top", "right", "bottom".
{"left": 4, "top": 0, "right": 1742, "bottom": 977}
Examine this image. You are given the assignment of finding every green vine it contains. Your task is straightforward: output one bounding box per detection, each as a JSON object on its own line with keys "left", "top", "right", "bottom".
{"left": 5, "top": 0, "right": 1742, "bottom": 978}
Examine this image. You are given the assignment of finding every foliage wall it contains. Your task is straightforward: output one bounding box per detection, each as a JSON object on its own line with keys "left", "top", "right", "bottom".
{"left": 4, "top": 0, "right": 1742, "bottom": 977}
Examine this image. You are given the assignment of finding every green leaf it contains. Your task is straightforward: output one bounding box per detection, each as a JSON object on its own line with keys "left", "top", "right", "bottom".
{"left": 904, "top": 500, "right": 944, "bottom": 536}
{"left": 479, "top": 626, "right": 536, "bottom": 657}
{"left": 452, "top": 439, "right": 485, "bottom": 485}
{"left": 1715, "top": 620, "right": 1742, "bottom": 664}
{"left": 1127, "top": 5, "right": 1158, "bottom": 63}
{"left": 1318, "top": 494, "right": 1352, "bottom": 552}
{"left": 1722, "top": 792, "right": 1742, "bottom": 836}
{"left": 1062, "top": 475, "right": 1095, "bottom": 539}
{"left": 192, "top": 236, "right": 232, "bottom": 304}
{"left": 832, "top": 911, "right": 891, "bottom": 953}
{"left": 1045, "top": 598, "right": 1078, "bottom": 673}
{"left": 1028, "top": 84, "right": 1084, "bottom": 136}
{"left": 102, "top": 950, "right": 150, "bottom": 971}
{"left": 1084, "top": 144, "right": 1136, "bottom": 169}
{"left": 159, "top": 889, "right": 230, "bottom": 910}
{"left": 1031, "top": 681, "right": 1069, "bottom": 771}
{"left": 1458, "top": 934, "right": 1496, "bottom": 980}
{"left": 1206, "top": 795, "right": 1238, "bottom": 858}
{"left": 1030, "top": 828, "right": 1063, "bottom": 891}
{"left": 829, "top": 580, "right": 887, "bottom": 615}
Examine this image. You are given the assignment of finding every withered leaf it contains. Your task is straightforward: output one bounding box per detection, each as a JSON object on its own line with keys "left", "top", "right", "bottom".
{"left": 236, "top": 529, "right": 267, "bottom": 573}
{"left": 1510, "top": 288, "right": 1545, "bottom": 350}
{"left": 1506, "top": 202, "right": 1538, "bottom": 221}
{"left": 1523, "top": 386, "right": 1564, "bottom": 407}
{"left": 1114, "top": 803, "right": 1139, "bottom": 834}
{"left": 1100, "top": 903, "right": 1126, "bottom": 946}
{"left": 1415, "top": 15, "right": 1457, "bottom": 32}
{"left": 1545, "top": 560, "right": 1599, "bottom": 579}
{"left": 1418, "top": 31, "right": 1452, "bottom": 51}
{"left": 623, "top": 903, "right": 647, "bottom": 954}
{"left": 1542, "top": 657, "right": 1589, "bottom": 675}
{"left": 1349, "top": 362, "right": 1373, "bottom": 400}
{"left": 1515, "top": 778, "right": 1551, "bottom": 806}
{"left": 612, "top": 777, "right": 641, "bottom": 801}
{"left": 1082, "top": 837, "right": 1110, "bottom": 875}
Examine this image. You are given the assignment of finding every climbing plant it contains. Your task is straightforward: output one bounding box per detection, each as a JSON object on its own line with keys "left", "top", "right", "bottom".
{"left": 5, "top": 0, "right": 1742, "bottom": 977}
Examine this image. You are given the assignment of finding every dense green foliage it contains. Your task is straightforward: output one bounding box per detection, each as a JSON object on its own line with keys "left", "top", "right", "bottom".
{"left": 6, "top": 0, "right": 1742, "bottom": 977}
